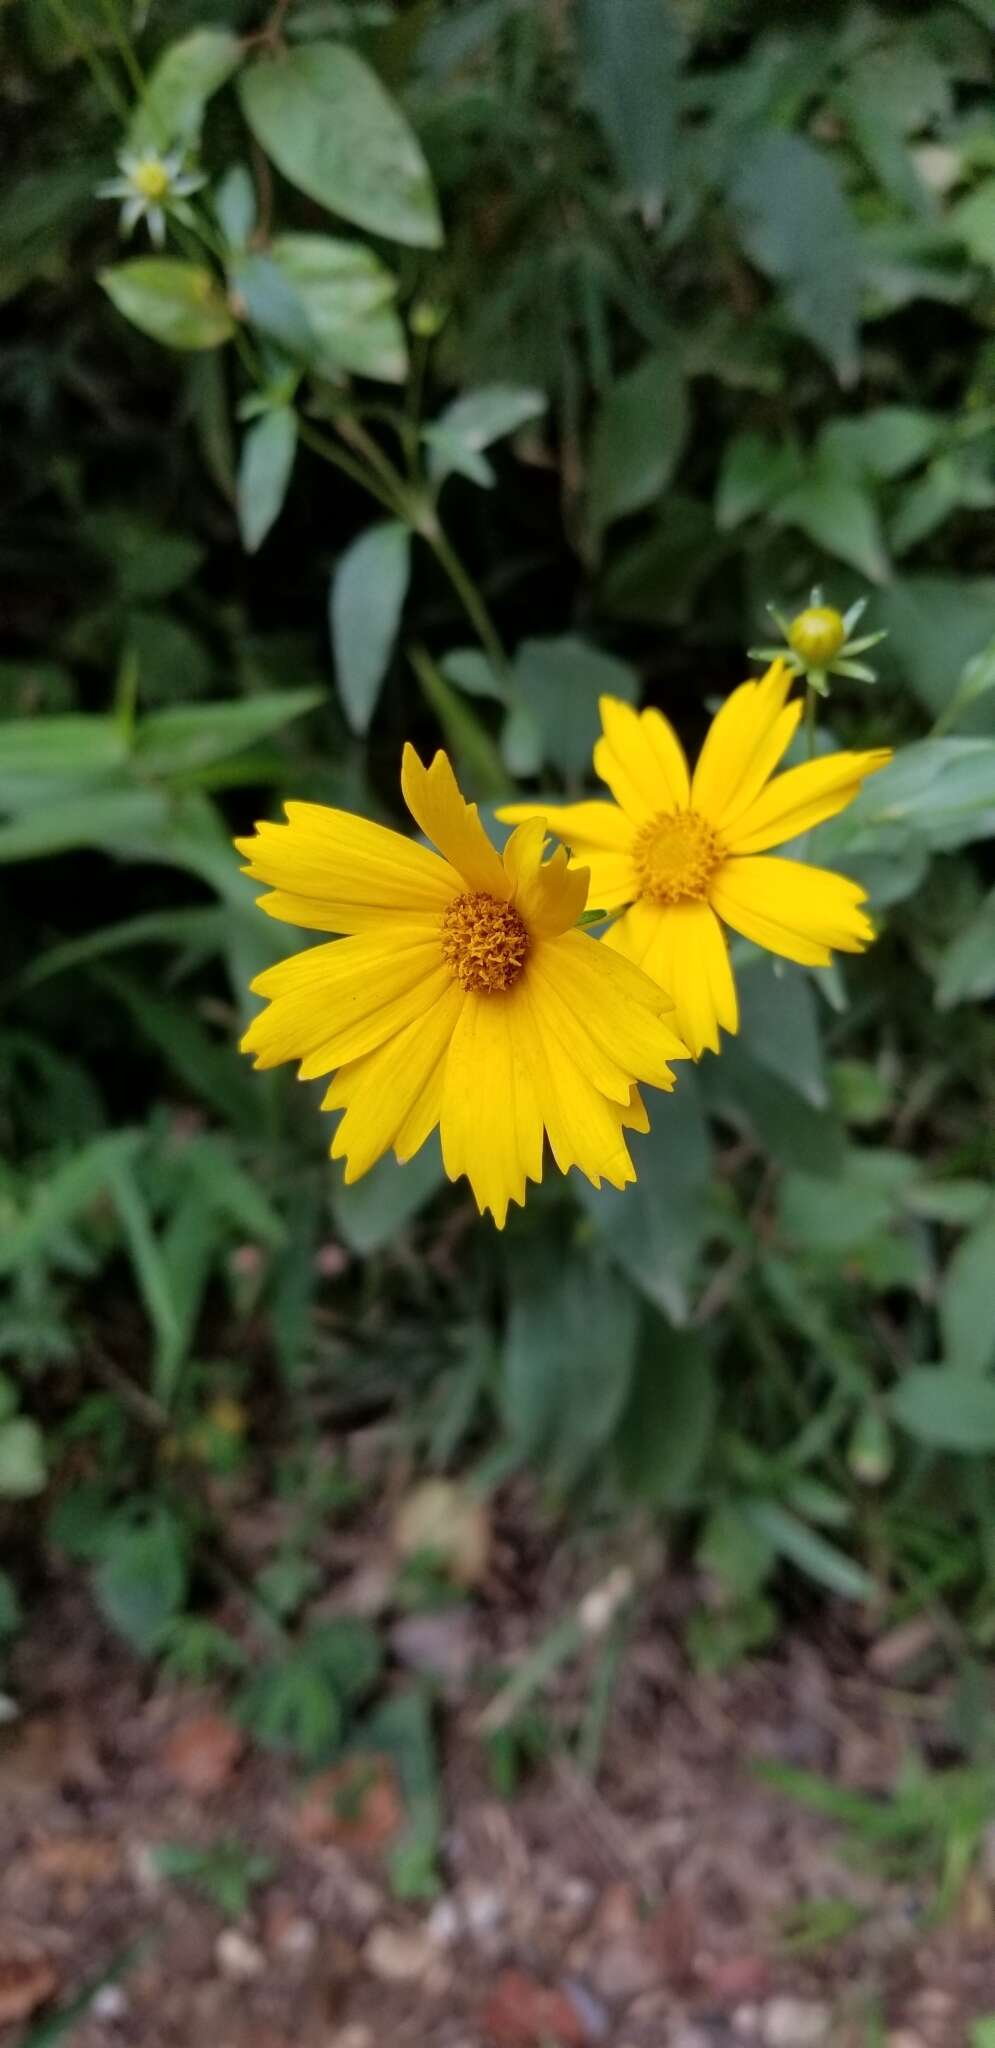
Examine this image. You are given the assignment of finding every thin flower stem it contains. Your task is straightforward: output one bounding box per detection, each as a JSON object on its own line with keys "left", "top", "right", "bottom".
{"left": 98, "top": 0, "right": 146, "bottom": 102}
{"left": 44, "top": 0, "right": 132, "bottom": 123}
{"left": 423, "top": 519, "right": 509, "bottom": 678}
{"left": 296, "top": 418, "right": 403, "bottom": 517}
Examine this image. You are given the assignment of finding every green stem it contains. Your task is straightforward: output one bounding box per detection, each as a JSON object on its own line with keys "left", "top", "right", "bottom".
{"left": 296, "top": 418, "right": 403, "bottom": 517}
{"left": 804, "top": 682, "right": 818, "bottom": 760}
{"left": 98, "top": 0, "right": 146, "bottom": 102}
{"left": 45, "top": 0, "right": 132, "bottom": 122}
{"left": 422, "top": 517, "right": 509, "bottom": 678}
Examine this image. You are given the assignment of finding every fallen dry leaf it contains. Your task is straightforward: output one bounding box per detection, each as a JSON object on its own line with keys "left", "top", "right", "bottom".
{"left": 160, "top": 1711, "right": 244, "bottom": 1794}
{"left": 32, "top": 1834, "right": 121, "bottom": 1885}
{"left": 294, "top": 1754, "right": 401, "bottom": 1851}
{"left": 482, "top": 1969, "right": 587, "bottom": 2047}
{"left": 0, "top": 1956, "right": 58, "bottom": 2027}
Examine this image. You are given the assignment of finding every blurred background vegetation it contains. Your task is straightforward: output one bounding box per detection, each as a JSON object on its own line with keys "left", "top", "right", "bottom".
{"left": 3, "top": 0, "right": 995, "bottom": 1803}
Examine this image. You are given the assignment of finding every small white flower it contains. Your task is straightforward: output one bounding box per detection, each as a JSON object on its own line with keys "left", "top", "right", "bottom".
{"left": 97, "top": 147, "right": 206, "bottom": 248}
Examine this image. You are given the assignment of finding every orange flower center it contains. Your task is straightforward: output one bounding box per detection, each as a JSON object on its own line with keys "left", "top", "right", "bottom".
{"left": 441, "top": 892, "right": 529, "bottom": 993}
{"left": 634, "top": 809, "right": 722, "bottom": 905}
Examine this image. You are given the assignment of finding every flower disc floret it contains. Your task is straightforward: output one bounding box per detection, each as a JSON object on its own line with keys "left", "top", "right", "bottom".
{"left": 633, "top": 810, "right": 722, "bottom": 906}
{"left": 132, "top": 157, "right": 171, "bottom": 201}
{"left": 441, "top": 891, "right": 529, "bottom": 992}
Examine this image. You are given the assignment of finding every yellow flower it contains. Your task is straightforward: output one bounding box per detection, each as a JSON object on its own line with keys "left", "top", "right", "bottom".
{"left": 236, "top": 746, "right": 688, "bottom": 1227}
{"left": 499, "top": 660, "right": 891, "bottom": 1060}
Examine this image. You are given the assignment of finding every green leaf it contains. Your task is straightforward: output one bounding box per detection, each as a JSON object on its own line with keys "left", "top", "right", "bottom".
{"left": 502, "top": 1234, "right": 640, "bottom": 1488}
{"left": 239, "top": 43, "right": 442, "bottom": 248}
{"left": 0, "top": 1130, "right": 143, "bottom": 1275}
{"left": 127, "top": 27, "right": 242, "bottom": 152}
{"left": 778, "top": 1148, "right": 918, "bottom": 1257}
{"left": 238, "top": 1652, "right": 342, "bottom": 1763}
{"left": 744, "top": 1500, "right": 876, "bottom": 1601}
{"left": 737, "top": 957, "right": 828, "bottom": 1108}
{"left": 425, "top": 385, "right": 546, "bottom": 488}
{"left": 94, "top": 1507, "right": 188, "bottom": 1653}
{"left": 413, "top": 651, "right": 506, "bottom": 799}
{"left": 237, "top": 408, "right": 298, "bottom": 553}
{"left": 577, "top": 0, "right": 684, "bottom": 215}
{"left": 952, "top": 175, "right": 995, "bottom": 270}
{"left": 774, "top": 459, "right": 888, "bottom": 582}
{"left": 935, "top": 889, "right": 995, "bottom": 1009}
{"left": 229, "top": 252, "right": 314, "bottom": 358}
{"left": 819, "top": 407, "right": 941, "bottom": 480}
{"left": 364, "top": 1688, "right": 443, "bottom": 1900}
{"left": 588, "top": 347, "right": 688, "bottom": 533}
{"left": 0, "top": 789, "right": 170, "bottom": 864}
{"left": 214, "top": 163, "right": 257, "bottom": 251}
{"left": 616, "top": 1322, "right": 715, "bottom": 1506}
{"left": 0, "top": 715, "right": 128, "bottom": 807}
{"left": 329, "top": 521, "right": 411, "bottom": 734}
{"left": 578, "top": 1077, "right": 711, "bottom": 1323}
{"left": 270, "top": 232, "right": 406, "bottom": 382}
{"left": 940, "top": 1206, "right": 995, "bottom": 1374}
{"left": 728, "top": 133, "right": 861, "bottom": 384}
{"left": 331, "top": 1139, "right": 445, "bottom": 1255}
{"left": 134, "top": 690, "right": 320, "bottom": 776}
{"left": 891, "top": 1366, "right": 995, "bottom": 1452}
{"left": 510, "top": 635, "right": 637, "bottom": 780}
{"left": 715, "top": 431, "right": 802, "bottom": 530}
{"left": 0, "top": 1569, "right": 21, "bottom": 1639}
{"left": 872, "top": 576, "right": 995, "bottom": 725}
{"left": 0, "top": 1419, "right": 46, "bottom": 1499}
{"left": 100, "top": 259, "right": 235, "bottom": 351}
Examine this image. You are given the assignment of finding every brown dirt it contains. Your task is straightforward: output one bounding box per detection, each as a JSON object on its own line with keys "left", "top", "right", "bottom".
{"left": 2, "top": 1561, "right": 994, "bottom": 2048}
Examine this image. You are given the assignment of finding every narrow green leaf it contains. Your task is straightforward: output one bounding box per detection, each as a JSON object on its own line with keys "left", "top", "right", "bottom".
{"left": 577, "top": 0, "right": 684, "bottom": 214}
{"left": 744, "top": 1500, "right": 876, "bottom": 1600}
{"left": 940, "top": 1207, "right": 995, "bottom": 1374}
{"left": 892, "top": 1365, "right": 995, "bottom": 1452}
{"left": 127, "top": 27, "right": 242, "bottom": 152}
{"left": 237, "top": 408, "right": 298, "bottom": 553}
{"left": 588, "top": 347, "right": 688, "bottom": 532}
{"left": 616, "top": 1322, "right": 715, "bottom": 1506}
{"left": 330, "top": 521, "right": 411, "bottom": 734}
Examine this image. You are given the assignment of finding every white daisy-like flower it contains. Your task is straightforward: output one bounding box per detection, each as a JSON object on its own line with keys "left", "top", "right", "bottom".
{"left": 97, "top": 147, "right": 207, "bottom": 248}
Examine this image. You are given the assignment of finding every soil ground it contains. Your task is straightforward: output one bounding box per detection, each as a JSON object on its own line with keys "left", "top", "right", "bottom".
{"left": 3, "top": 1526, "right": 995, "bottom": 2048}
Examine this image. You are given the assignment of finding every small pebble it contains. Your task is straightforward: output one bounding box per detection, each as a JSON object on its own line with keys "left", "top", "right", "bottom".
{"left": 363, "top": 1924, "right": 433, "bottom": 1983}
{"left": 214, "top": 1929, "right": 265, "bottom": 1981}
{"left": 762, "top": 1997, "right": 831, "bottom": 2048}
{"left": 91, "top": 1984, "right": 128, "bottom": 2022}
{"left": 427, "top": 1897, "right": 461, "bottom": 1947}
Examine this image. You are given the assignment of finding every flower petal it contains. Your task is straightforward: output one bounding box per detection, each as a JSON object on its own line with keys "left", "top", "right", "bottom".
{"left": 691, "top": 660, "right": 801, "bottom": 828}
{"left": 325, "top": 979, "right": 464, "bottom": 1180}
{"left": 235, "top": 801, "right": 458, "bottom": 933}
{"left": 722, "top": 748, "right": 893, "bottom": 854}
{"left": 593, "top": 696, "right": 691, "bottom": 823}
{"left": 711, "top": 855, "right": 876, "bottom": 966}
{"left": 503, "top": 819, "right": 589, "bottom": 936}
{"left": 516, "top": 980, "right": 642, "bottom": 1191}
{"left": 401, "top": 744, "right": 508, "bottom": 897}
{"left": 439, "top": 985, "right": 544, "bottom": 1226}
{"left": 605, "top": 898, "right": 738, "bottom": 1058}
{"left": 242, "top": 931, "right": 449, "bottom": 1078}
{"left": 532, "top": 930, "right": 687, "bottom": 1088}
{"left": 498, "top": 798, "right": 633, "bottom": 851}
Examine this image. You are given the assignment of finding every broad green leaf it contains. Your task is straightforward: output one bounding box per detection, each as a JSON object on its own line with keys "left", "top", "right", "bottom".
{"left": 214, "top": 163, "right": 257, "bottom": 251}
{"left": 239, "top": 43, "right": 441, "bottom": 248}
{"left": 578, "top": 1077, "right": 711, "bottom": 1323}
{"left": 588, "top": 347, "right": 688, "bottom": 532}
{"left": 271, "top": 233, "right": 406, "bottom": 383}
{"left": 502, "top": 1234, "right": 640, "bottom": 1487}
{"left": 94, "top": 1508, "right": 188, "bottom": 1653}
{"left": 0, "top": 715, "right": 127, "bottom": 807}
{"left": 100, "top": 259, "right": 235, "bottom": 351}
{"left": 774, "top": 459, "right": 888, "bottom": 583}
{"left": 413, "top": 652, "right": 506, "bottom": 799}
{"left": 134, "top": 690, "right": 320, "bottom": 776}
{"left": 744, "top": 1500, "right": 876, "bottom": 1601}
{"left": 616, "top": 1322, "right": 714, "bottom": 1505}
{"left": 703, "top": 1043, "right": 845, "bottom": 1175}
{"left": 778, "top": 1148, "right": 918, "bottom": 1257}
{"left": 577, "top": 0, "right": 684, "bottom": 215}
{"left": 819, "top": 407, "right": 941, "bottom": 479}
{"left": 939, "top": 1206, "right": 995, "bottom": 1374}
{"left": 237, "top": 408, "right": 298, "bottom": 553}
{"left": 229, "top": 253, "right": 314, "bottom": 357}
{"left": 331, "top": 1139, "right": 445, "bottom": 1255}
{"left": 872, "top": 576, "right": 995, "bottom": 725}
{"left": 0, "top": 1130, "right": 144, "bottom": 1275}
{"left": 0, "top": 1419, "right": 46, "bottom": 1499}
{"left": 935, "top": 889, "right": 995, "bottom": 1009}
{"left": 329, "top": 521, "right": 411, "bottom": 734}
{"left": 952, "top": 175, "right": 995, "bottom": 270}
{"left": 736, "top": 957, "right": 828, "bottom": 1108}
{"left": 715, "top": 431, "right": 802, "bottom": 530}
{"left": 728, "top": 133, "right": 861, "bottom": 384}
{"left": 440, "top": 649, "right": 507, "bottom": 703}
{"left": 127, "top": 27, "right": 242, "bottom": 152}
{"left": 425, "top": 385, "right": 546, "bottom": 488}
{"left": 510, "top": 635, "right": 637, "bottom": 779}
{"left": 891, "top": 1366, "right": 995, "bottom": 1452}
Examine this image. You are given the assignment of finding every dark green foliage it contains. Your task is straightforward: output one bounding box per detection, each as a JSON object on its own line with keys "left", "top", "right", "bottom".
{"left": 2, "top": 0, "right": 995, "bottom": 1763}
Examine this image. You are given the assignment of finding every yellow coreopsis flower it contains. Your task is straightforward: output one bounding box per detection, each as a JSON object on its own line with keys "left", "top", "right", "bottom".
{"left": 499, "top": 661, "right": 891, "bottom": 1060}
{"left": 236, "top": 746, "right": 688, "bottom": 1226}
